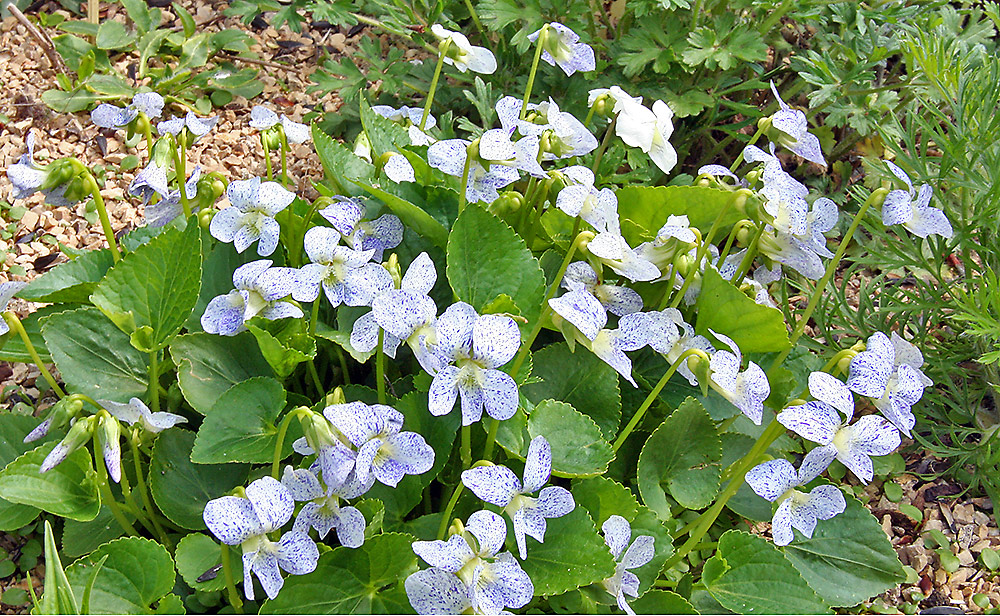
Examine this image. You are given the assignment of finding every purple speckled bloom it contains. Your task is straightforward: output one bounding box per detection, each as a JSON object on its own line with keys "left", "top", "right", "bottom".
{"left": 549, "top": 261, "right": 642, "bottom": 342}
{"left": 91, "top": 92, "right": 164, "bottom": 129}
{"left": 881, "top": 161, "right": 953, "bottom": 239}
{"left": 281, "top": 465, "right": 367, "bottom": 547}
{"left": 317, "top": 196, "right": 404, "bottom": 261}
{"left": 324, "top": 401, "right": 434, "bottom": 487}
{"left": 768, "top": 81, "right": 826, "bottom": 167}
{"left": 203, "top": 476, "right": 319, "bottom": 601}
{"left": 496, "top": 97, "right": 597, "bottom": 160}
{"left": 249, "top": 105, "right": 310, "bottom": 144}
{"left": 157, "top": 112, "right": 219, "bottom": 142}
{"left": 6, "top": 133, "right": 77, "bottom": 205}
{"left": 210, "top": 177, "right": 295, "bottom": 256}
{"left": 144, "top": 166, "right": 202, "bottom": 227}
{"left": 554, "top": 166, "right": 619, "bottom": 234}
{"left": 846, "top": 332, "right": 926, "bottom": 436}
{"left": 98, "top": 397, "right": 186, "bottom": 433}
{"left": 587, "top": 233, "right": 660, "bottom": 283}
{"left": 430, "top": 25, "right": 497, "bottom": 74}
{"left": 298, "top": 226, "right": 393, "bottom": 308}
{"left": 586, "top": 312, "right": 654, "bottom": 387}
{"left": 600, "top": 515, "right": 655, "bottom": 616}
{"left": 527, "top": 22, "right": 595, "bottom": 76}
{"left": 707, "top": 331, "right": 770, "bottom": 425}
{"left": 426, "top": 302, "right": 521, "bottom": 426}
{"left": 745, "top": 458, "right": 846, "bottom": 546}
{"left": 128, "top": 161, "right": 169, "bottom": 205}
{"left": 461, "top": 436, "right": 575, "bottom": 558}
{"left": 351, "top": 252, "right": 436, "bottom": 359}
{"left": 428, "top": 129, "right": 544, "bottom": 204}
{"left": 777, "top": 401, "right": 901, "bottom": 483}
{"left": 201, "top": 260, "right": 308, "bottom": 336}
{"left": 409, "top": 510, "right": 533, "bottom": 615}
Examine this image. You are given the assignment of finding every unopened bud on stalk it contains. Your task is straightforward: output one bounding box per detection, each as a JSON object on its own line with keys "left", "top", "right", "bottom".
{"left": 836, "top": 352, "right": 858, "bottom": 374}
{"left": 40, "top": 415, "right": 97, "bottom": 474}
{"left": 261, "top": 128, "right": 283, "bottom": 151}
{"left": 198, "top": 208, "right": 215, "bottom": 230}
{"left": 327, "top": 387, "right": 347, "bottom": 406}
{"left": 96, "top": 412, "right": 122, "bottom": 483}
{"left": 23, "top": 396, "right": 84, "bottom": 444}
{"left": 385, "top": 253, "right": 402, "bottom": 289}
{"left": 448, "top": 518, "right": 465, "bottom": 538}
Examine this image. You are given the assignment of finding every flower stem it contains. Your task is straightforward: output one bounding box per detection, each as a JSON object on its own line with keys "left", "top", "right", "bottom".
{"left": 520, "top": 25, "right": 548, "bottom": 120}
{"left": 420, "top": 40, "right": 450, "bottom": 132}
{"left": 335, "top": 346, "right": 352, "bottom": 385}
{"left": 728, "top": 124, "right": 767, "bottom": 173}
{"left": 376, "top": 329, "right": 387, "bottom": 404}
{"left": 590, "top": 116, "right": 617, "bottom": 175}
{"left": 279, "top": 134, "right": 290, "bottom": 188}
{"left": 94, "top": 444, "right": 139, "bottom": 537}
{"left": 84, "top": 173, "right": 121, "bottom": 262}
{"left": 175, "top": 132, "right": 192, "bottom": 218}
{"left": 482, "top": 417, "right": 500, "bottom": 460}
{"left": 461, "top": 425, "right": 472, "bottom": 468}
{"left": 2, "top": 312, "right": 64, "bottom": 397}
{"left": 261, "top": 138, "right": 273, "bottom": 182}
{"left": 436, "top": 482, "right": 465, "bottom": 540}
{"left": 767, "top": 188, "right": 887, "bottom": 374}
{"left": 220, "top": 544, "right": 244, "bottom": 613}
{"left": 612, "top": 349, "right": 710, "bottom": 453}
{"left": 668, "top": 193, "right": 740, "bottom": 309}
{"left": 730, "top": 223, "right": 766, "bottom": 284}
{"left": 271, "top": 407, "right": 310, "bottom": 479}
{"left": 148, "top": 351, "right": 159, "bottom": 415}
{"left": 456, "top": 149, "right": 474, "bottom": 214}
{"left": 128, "top": 430, "right": 170, "bottom": 546}
{"left": 717, "top": 219, "right": 754, "bottom": 265}
{"left": 138, "top": 114, "right": 154, "bottom": 162}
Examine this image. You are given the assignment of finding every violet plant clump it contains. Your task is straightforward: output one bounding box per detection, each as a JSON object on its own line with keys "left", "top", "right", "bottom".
{"left": 0, "top": 16, "right": 956, "bottom": 616}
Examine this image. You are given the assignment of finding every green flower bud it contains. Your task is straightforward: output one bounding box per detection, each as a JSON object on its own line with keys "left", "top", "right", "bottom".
{"left": 262, "top": 127, "right": 283, "bottom": 151}
{"left": 40, "top": 415, "right": 97, "bottom": 474}
{"left": 385, "top": 253, "right": 402, "bottom": 289}
{"left": 198, "top": 208, "right": 215, "bottom": 230}
{"left": 150, "top": 138, "right": 175, "bottom": 168}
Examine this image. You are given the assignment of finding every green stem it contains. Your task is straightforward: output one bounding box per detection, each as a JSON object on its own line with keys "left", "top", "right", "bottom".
{"left": 461, "top": 425, "right": 472, "bottom": 468}
{"left": 420, "top": 40, "right": 449, "bottom": 132}
{"left": 767, "top": 188, "right": 887, "bottom": 373}
{"left": 138, "top": 114, "right": 154, "bottom": 162}
{"left": 728, "top": 124, "right": 767, "bottom": 173}
{"left": 717, "top": 220, "right": 754, "bottom": 266}
{"left": 457, "top": 149, "right": 474, "bottom": 214}
{"left": 669, "top": 194, "right": 740, "bottom": 309}
{"left": 731, "top": 224, "right": 766, "bottom": 284}
{"left": 95, "top": 447, "right": 139, "bottom": 537}
{"left": 84, "top": 173, "right": 121, "bottom": 262}
{"left": 376, "top": 329, "right": 386, "bottom": 404}
{"left": 279, "top": 134, "right": 290, "bottom": 188}
{"left": 308, "top": 361, "right": 324, "bottom": 397}
{"left": 335, "top": 346, "right": 352, "bottom": 385}
{"left": 148, "top": 351, "right": 159, "bottom": 414}
{"left": 2, "top": 313, "right": 64, "bottom": 397}
{"left": 436, "top": 483, "right": 465, "bottom": 540}
{"left": 482, "top": 418, "right": 500, "bottom": 460}
{"left": 612, "top": 349, "right": 709, "bottom": 452}
{"left": 462, "top": 0, "right": 491, "bottom": 52}
{"left": 271, "top": 408, "right": 310, "bottom": 478}
{"left": 220, "top": 544, "right": 244, "bottom": 613}
{"left": 664, "top": 419, "right": 784, "bottom": 564}
{"left": 756, "top": 0, "right": 792, "bottom": 37}
{"left": 129, "top": 431, "right": 170, "bottom": 546}
{"left": 590, "top": 116, "right": 617, "bottom": 174}
{"left": 261, "top": 138, "right": 273, "bottom": 181}
{"left": 520, "top": 25, "right": 548, "bottom": 120}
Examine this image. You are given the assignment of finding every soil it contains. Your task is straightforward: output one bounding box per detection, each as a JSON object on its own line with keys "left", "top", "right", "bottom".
{"left": 0, "top": 3, "right": 998, "bottom": 614}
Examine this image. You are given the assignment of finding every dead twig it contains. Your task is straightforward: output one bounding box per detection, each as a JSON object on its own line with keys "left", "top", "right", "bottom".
{"left": 8, "top": 4, "right": 69, "bottom": 77}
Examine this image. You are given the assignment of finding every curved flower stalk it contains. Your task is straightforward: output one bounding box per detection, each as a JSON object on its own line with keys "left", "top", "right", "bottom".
{"left": 0, "top": 282, "right": 26, "bottom": 337}
{"left": 645, "top": 308, "right": 711, "bottom": 386}
{"left": 745, "top": 458, "right": 846, "bottom": 545}
{"left": 600, "top": 515, "right": 655, "bottom": 616}
{"left": 549, "top": 261, "right": 642, "bottom": 342}
{"left": 846, "top": 332, "right": 927, "bottom": 436}
{"left": 428, "top": 129, "right": 545, "bottom": 205}
{"left": 91, "top": 92, "right": 164, "bottom": 129}
{"left": 157, "top": 112, "right": 219, "bottom": 143}
{"left": 881, "top": 161, "right": 953, "bottom": 239}
{"left": 281, "top": 465, "right": 367, "bottom": 547}
{"left": 461, "top": 436, "right": 575, "bottom": 558}
{"left": 210, "top": 177, "right": 295, "bottom": 256}
{"left": 249, "top": 105, "right": 311, "bottom": 144}
{"left": 144, "top": 166, "right": 202, "bottom": 227}
{"left": 203, "top": 476, "right": 319, "bottom": 600}
{"left": 425, "top": 302, "right": 521, "bottom": 426}
{"left": 705, "top": 331, "right": 770, "bottom": 425}
{"left": 496, "top": 98, "right": 597, "bottom": 160}
{"left": 351, "top": 252, "right": 436, "bottom": 359}
{"left": 317, "top": 196, "right": 404, "bottom": 261}
{"left": 527, "top": 22, "right": 596, "bottom": 76}
{"left": 324, "top": 401, "right": 435, "bottom": 487}
{"left": 408, "top": 510, "right": 533, "bottom": 615}
{"left": 298, "top": 226, "right": 393, "bottom": 308}
{"left": 768, "top": 81, "right": 826, "bottom": 167}
{"left": 430, "top": 25, "right": 497, "bottom": 74}
{"left": 553, "top": 166, "right": 620, "bottom": 234}
{"left": 777, "top": 400, "right": 901, "bottom": 483}
{"left": 201, "top": 260, "right": 309, "bottom": 336}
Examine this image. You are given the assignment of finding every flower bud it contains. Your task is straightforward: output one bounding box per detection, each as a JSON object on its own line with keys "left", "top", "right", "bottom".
{"left": 96, "top": 412, "right": 122, "bottom": 483}
{"left": 591, "top": 94, "right": 612, "bottom": 119}
{"left": 836, "top": 352, "right": 858, "bottom": 374}
{"left": 466, "top": 138, "right": 481, "bottom": 162}
{"left": 327, "top": 387, "right": 347, "bottom": 406}
{"left": 150, "top": 138, "right": 175, "bottom": 168}
{"left": 40, "top": 415, "right": 96, "bottom": 474}
{"left": 448, "top": 518, "right": 465, "bottom": 538}
{"left": 262, "top": 128, "right": 283, "bottom": 151}
{"left": 198, "top": 208, "right": 215, "bottom": 230}
{"left": 23, "top": 396, "right": 84, "bottom": 443}
{"left": 384, "top": 253, "right": 402, "bottom": 289}
{"left": 491, "top": 190, "right": 524, "bottom": 215}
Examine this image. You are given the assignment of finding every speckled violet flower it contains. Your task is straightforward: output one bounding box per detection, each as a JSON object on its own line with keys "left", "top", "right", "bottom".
{"left": 91, "top": 92, "right": 164, "bottom": 129}
{"left": 40, "top": 416, "right": 96, "bottom": 476}
{"left": 324, "top": 401, "right": 434, "bottom": 487}
{"left": 249, "top": 105, "right": 310, "bottom": 144}
{"left": 427, "top": 302, "right": 521, "bottom": 426}
{"left": 777, "top": 401, "right": 901, "bottom": 483}
{"left": 635, "top": 215, "right": 698, "bottom": 272}
{"left": 600, "top": 515, "right": 655, "bottom": 616}
{"left": 428, "top": 130, "right": 544, "bottom": 205}
{"left": 157, "top": 112, "right": 220, "bottom": 142}
{"left": 496, "top": 97, "right": 597, "bottom": 160}
{"left": 586, "top": 312, "right": 654, "bottom": 387}
{"left": 646, "top": 308, "right": 709, "bottom": 386}
{"left": 351, "top": 252, "right": 436, "bottom": 358}
{"left": 743, "top": 144, "right": 810, "bottom": 235}
{"left": 128, "top": 161, "right": 170, "bottom": 205}
{"left": 706, "top": 331, "right": 770, "bottom": 425}
{"left": 613, "top": 97, "right": 677, "bottom": 174}
{"left": 372, "top": 104, "right": 435, "bottom": 145}
{"left": 281, "top": 466, "right": 367, "bottom": 547}
{"left": 587, "top": 233, "right": 661, "bottom": 282}
{"left": 383, "top": 152, "right": 416, "bottom": 183}
{"left": 768, "top": 81, "right": 826, "bottom": 167}
{"left": 745, "top": 458, "right": 846, "bottom": 546}
{"left": 549, "top": 261, "right": 642, "bottom": 342}
{"left": 0, "top": 281, "right": 27, "bottom": 336}
{"left": 210, "top": 177, "right": 294, "bottom": 256}
{"left": 881, "top": 161, "right": 953, "bottom": 239}
{"left": 847, "top": 332, "right": 925, "bottom": 436}
{"left": 807, "top": 371, "right": 855, "bottom": 420}
{"left": 97, "top": 397, "right": 187, "bottom": 433}
{"left": 410, "top": 510, "right": 533, "bottom": 615}
{"left": 405, "top": 567, "right": 473, "bottom": 615}
{"left": 461, "top": 436, "right": 575, "bottom": 558}
{"left": 6, "top": 133, "right": 77, "bottom": 205}
{"left": 144, "top": 166, "right": 202, "bottom": 227}
{"left": 554, "top": 166, "right": 620, "bottom": 234}
{"left": 201, "top": 260, "right": 308, "bottom": 336}
{"left": 317, "top": 197, "right": 404, "bottom": 261}
{"left": 528, "top": 22, "right": 596, "bottom": 76}
{"left": 430, "top": 24, "right": 497, "bottom": 74}
{"left": 298, "top": 226, "right": 393, "bottom": 308}
{"left": 891, "top": 331, "right": 933, "bottom": 386}
{"left": 203, "top": 476, "right": 319, "bottom": 601}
